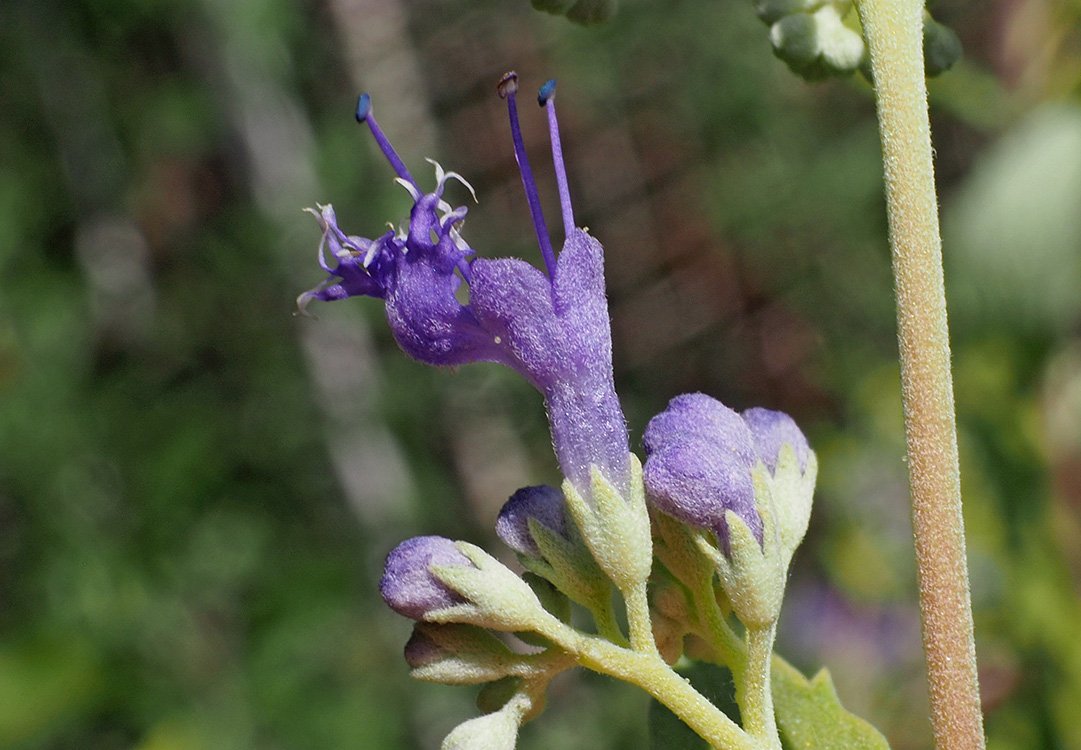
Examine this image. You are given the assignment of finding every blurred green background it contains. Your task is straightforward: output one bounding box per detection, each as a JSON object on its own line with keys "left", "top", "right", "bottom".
{"left": 2, "top": 0, "right": 1080, "bottom": 747}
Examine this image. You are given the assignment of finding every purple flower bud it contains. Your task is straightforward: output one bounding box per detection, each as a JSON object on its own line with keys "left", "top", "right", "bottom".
{"left": 403, "top": 626, "right": 445, "bottom": 669}
{"left": 495, "top": 485, "right": 568, "bottom": 557}
{"left": 402, "top": 623, "right": 516, "bottom": 685}
{"left": 642, "top": 393, "right": 762, "bottom": 547}
{"left": 380, "top": 536, "right": 473, "bottom": 620}
{"left": 741, "top": 407, "right": 810, "bottom": 473}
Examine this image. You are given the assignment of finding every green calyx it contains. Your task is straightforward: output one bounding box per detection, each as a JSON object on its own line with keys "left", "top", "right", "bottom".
{"left": 428, "top": 542, "right": 559, "bottom": 633}
{"left": 561, "top": 455, "right": 653, "bottom": 593}
{"left": 407, "top": 622, "right": 520, "bottom": 685}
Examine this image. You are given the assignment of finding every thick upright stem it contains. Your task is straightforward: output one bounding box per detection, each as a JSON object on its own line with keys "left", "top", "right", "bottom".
{"left": 855, "top": 1, "right": 984, "bottom": 748}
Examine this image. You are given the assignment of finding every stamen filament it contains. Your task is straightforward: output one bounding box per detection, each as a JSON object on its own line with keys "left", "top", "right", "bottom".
{"left": 539, "top": 80, "right": 575, "bottom": 238}
{"left": 356, "top": 93, "right": 417, "bottom": 188}
{"left": 497, "top": 72, "right": 557, "bottom": 278}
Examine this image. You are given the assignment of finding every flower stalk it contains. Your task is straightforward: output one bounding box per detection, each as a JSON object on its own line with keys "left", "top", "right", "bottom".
{"left": 534, "top": 619, "right": 758, "bottom": 750}
{"left": 854, "top": 1, "right": 985, "bottom": 747}
{"left": 741, "top": 624, "right": 781, "bottom": 750}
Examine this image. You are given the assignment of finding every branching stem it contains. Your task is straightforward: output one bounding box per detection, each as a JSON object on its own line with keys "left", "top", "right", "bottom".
{"left": 534, "top": 612, "right": 758, "bottom": 750}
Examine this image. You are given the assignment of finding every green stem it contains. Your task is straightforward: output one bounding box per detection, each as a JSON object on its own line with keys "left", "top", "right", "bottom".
{"left": 694, "top": 574, "right": 743, "bottom": 669}
{"left": 742, "top": 624, "right": 781, "bottom": 750}
{"left": 693, "top": 575, "right": 781, "bottom": 749}
{"left": 854, "top": 1, "right": 985, "bottom": 748}
{"left": 623, "top": 581, "right": 657, "bottom": 654}
{"left": 591, "top": 595, "right": 629, "bottom": 647}
{"left": 528, "top": 610, "right": 753, "bottom": 749}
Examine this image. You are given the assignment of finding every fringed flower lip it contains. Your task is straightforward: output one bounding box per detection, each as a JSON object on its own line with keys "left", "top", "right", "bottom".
{"left": 298, "top": 74, "right": 631, "bottom": 499}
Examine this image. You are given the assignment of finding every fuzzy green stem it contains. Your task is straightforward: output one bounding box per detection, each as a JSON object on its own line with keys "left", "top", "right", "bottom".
{"left": 693, "top": 574, "right": 781, "bottom": 749}
{"left": 694, "top": 574, "right": 743, "bottom": 669}
{"left": 742, "top": 624, "right": 781, "bottom": 750}
{"left": 591, "top": 594, "right": 630, "bottom": 646}
{"left": 535, "top": 614, "right": 757, "bottom": 750}
{"left": 855, "top": 1, "right": 985, "bottom": 748}
{"left": 623, "top": 581, "right": 657, "bottom": 653}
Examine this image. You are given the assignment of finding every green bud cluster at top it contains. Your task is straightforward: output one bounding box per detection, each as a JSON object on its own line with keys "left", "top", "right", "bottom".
{"left": 752, "top": 0, "right": 961, "bottom": 81}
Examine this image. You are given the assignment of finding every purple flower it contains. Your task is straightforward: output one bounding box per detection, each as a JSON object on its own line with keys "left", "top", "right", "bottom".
{"left": 495, "top": 485, "right": 568, "bottom": 557}
{"left": 380, "top": 536, "right": 473, "bottom": 620}
{"left": 300, "top": 78, "right": 629, "bottom": 497}
{"left": 643, "top": 393, "right": 762, "bottom": 548}
{"left": 741, "top": 407, "right": 810, "bottom": 473}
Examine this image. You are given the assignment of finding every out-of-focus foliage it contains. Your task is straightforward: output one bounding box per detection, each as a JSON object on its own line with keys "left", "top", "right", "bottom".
{"left": 532, "top": 0, "right": 617, "bottom": 26}
{"left": 1, "top": 0, "right": 1079, "bottom": 748}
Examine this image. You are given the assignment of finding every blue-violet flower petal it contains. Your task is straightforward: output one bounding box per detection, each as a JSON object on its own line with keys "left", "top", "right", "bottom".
{"left": 741, "top": 406, "right": 810, "bottom": 473}
{"left": 495, "top": 485, "right": 568, "bottom": 557}
{"left": 380, "top": 536, "right": 472, "bottom": 620}
{"left": 642, "top": 393, "right": 762, "bottom": 546}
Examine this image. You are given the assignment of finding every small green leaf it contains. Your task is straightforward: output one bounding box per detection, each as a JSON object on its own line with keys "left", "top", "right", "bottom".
{"left": 772, "top": 658, "right": 890, "bottom": 749}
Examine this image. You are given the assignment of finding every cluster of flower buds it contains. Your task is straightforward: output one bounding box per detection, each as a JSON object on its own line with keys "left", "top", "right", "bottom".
{"left": 301, "top": 73, "right": 820, "bottom": 748}
{"left": 643, "top": 395, "right": 815, "bottom": 628}
{"left": 380, "top": 535, "right": 570, "bottom": 748}
{"left": 752, "top": 0, "right": 961, "bottom": 80}
{"left": 755, "top": 0, "right": 865, "bottom": 79}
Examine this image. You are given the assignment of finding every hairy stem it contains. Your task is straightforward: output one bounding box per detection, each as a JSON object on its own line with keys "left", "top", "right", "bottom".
{"left": 527, "top": 609, "right": 752, "bottom": 749}
{"left": 693, "top": 575, "right": 781, "bottom": 749}
{"left": 694, "top": 574, "right": 743, "bottom": 670}
{"left": 623, "top": 581, "right": 658, "bottom": 654}
{"left": 741, "top": 624, "right": 781, "bottom": 750}
{"left": 591, "top": 594, "right": 630, "bottom": 646}
{"left": 855, "top": 1, "right": 985, "bottom": 747}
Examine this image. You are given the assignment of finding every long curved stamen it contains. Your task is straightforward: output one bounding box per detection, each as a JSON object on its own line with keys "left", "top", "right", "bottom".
{"left": 497, "top": 72, "right": 557, "bottom": 279}
{"left": 538, "top": 80, "right": 574, "bottom": 239}
{"left": 356, "top": 93, "right": 417, "bottom": 188}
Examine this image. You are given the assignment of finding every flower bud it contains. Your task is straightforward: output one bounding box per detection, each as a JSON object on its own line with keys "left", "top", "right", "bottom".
{"left": 924, "top": 14, "right": 962, "bottom": 77}
{"left": 643, "top": 393, "right": 762, "bottom": 551}
{"left": 426, "top": 542, "right": 558, "bottom": 632}
{"left": 381, "top": 537, "right": 558, "bottom": 633}
{"left": 496, "top": 485, "right": 568, "bottom": 558}
{"left": 742, "top": 407, "right": 817, "bottom": 568}
{"left": 404, "top": 623, "right": 518, "bottom": 685}
{"left": 643, "top": 395, "right": 819, "bottom": 627}
{"left": 497, "top": 486, "right": 612, "bottom": 616}
{"left": 650, "top": 571, "right": 695, "bottom": 664}
{"left": 769, "top": 4, "right": 865, "bottom": 80}
{"left": 441, "top": 707, "right": 521, "bottom": 750}
{"left": 561, "top": 455, "right": 653, "bottom": 592}
{"left": 380, "top": 536, "right": 472, "bottom": 620}
{"left": 753, "top": 0, "right": 819, "bottom": 25}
